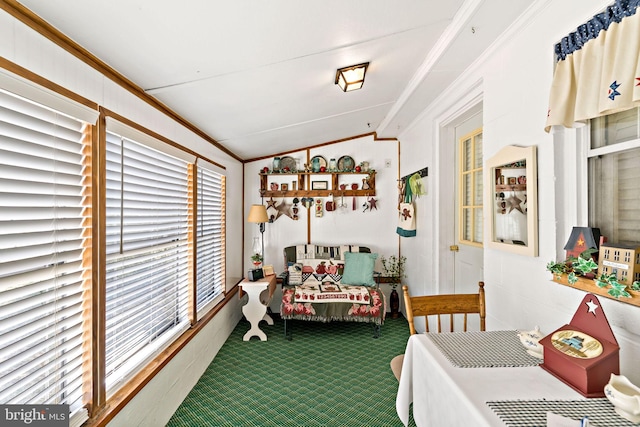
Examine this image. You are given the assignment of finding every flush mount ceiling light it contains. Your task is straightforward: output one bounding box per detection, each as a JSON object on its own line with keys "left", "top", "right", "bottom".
{"left": 335, "top": 62, "right": 369, "bottom": 92}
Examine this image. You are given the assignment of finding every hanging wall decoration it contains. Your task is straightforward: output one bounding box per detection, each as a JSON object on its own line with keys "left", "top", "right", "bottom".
{"left": 397, "top": 174, "right": 417, "bottom": 237}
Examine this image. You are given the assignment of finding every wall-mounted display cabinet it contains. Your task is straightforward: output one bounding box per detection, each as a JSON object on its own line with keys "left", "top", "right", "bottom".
{"left": 484, "top": 145, "right": 538, "bottom": 257}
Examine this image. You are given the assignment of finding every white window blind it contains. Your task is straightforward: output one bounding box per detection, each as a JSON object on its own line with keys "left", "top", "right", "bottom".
{"left": 195, "top": 163, "right": 226, "bottom": 315}
{"left": 0, "top": 89, "right": 91, "bottom": 420}
{"left": 104, "top": 130, "right": 190, "bottom": 394}
{"left": 589, "top": 108, "right": 640, "bottom": 244}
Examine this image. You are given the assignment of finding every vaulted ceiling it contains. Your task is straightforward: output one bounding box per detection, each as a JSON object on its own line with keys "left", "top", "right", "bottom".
{"left": 16, "top": 0, "right": 532, "bottom": 160}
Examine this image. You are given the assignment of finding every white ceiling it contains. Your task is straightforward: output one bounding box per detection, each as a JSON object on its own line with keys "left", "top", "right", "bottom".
{"left": 18, "top": 0, "right": 533, "bottom": 160}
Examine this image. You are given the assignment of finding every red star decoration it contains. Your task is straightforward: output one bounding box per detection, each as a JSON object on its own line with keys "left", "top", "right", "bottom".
{"left": 368, "top": 197, "right": 378, "bottom": 210}
{"left": 636, "top": 77, "right": 640, "bottom": 86}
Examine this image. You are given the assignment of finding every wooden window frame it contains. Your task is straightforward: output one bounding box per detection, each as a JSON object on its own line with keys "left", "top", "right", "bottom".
{"left": 458, "top": 128, "right": 483, "bottom": 247}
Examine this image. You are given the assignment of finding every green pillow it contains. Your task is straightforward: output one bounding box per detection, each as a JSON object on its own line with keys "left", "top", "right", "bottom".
{"left": 341, "top": 252, "right": 378, "bottom": 286}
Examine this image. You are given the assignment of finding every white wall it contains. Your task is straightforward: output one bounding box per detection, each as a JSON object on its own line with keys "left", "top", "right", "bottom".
{"left": 244, "top": 135, "right": 404, "bottom": 311}
{"left": 399, "top": 0, "right": 640, "bottom": 383}
{"left": 0, "top": 9, "right": 245, "bottom": 426}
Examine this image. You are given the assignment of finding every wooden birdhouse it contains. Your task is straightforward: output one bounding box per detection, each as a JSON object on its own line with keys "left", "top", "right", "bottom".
{"left": 597, "top": 242, "right": 640, "bottom": 286}
{"left": 564, "top": 227, "right": 602, "bottom": 261}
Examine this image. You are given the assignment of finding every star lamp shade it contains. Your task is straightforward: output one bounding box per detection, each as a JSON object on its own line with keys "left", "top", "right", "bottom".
{"left": 335, "top": 62, "right": 369, "bottom": 92}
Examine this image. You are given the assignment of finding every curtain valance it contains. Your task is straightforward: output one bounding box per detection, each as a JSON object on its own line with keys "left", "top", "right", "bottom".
{"left": 545, "top": 0, "right": 640, "bottom": 131}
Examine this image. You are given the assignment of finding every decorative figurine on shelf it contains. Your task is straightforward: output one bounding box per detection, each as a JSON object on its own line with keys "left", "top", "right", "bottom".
{"left": 362, "top": 178, "right": 370, "bottom": 190}
{"left": 564, "top": 227, "right": 602, "bottom": 261}
{"left": 343, "top": 156, "right": 354, "bottom": 171}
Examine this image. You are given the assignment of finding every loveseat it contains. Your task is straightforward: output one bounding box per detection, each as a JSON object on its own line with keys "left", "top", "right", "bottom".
{"left": 280, "top": 244, "right": 386, "bottom": 339}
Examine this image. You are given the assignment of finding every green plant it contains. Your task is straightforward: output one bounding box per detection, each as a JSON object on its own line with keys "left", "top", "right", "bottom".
{"left": 546, "top": 260, "right": 571, "bottom": 280}
{"left": 546, "top": 249, "right": 640, "bottom": 299}
{"left": 380, "top": 255, "right": 406, "bottom": 289}
{"left": 546, "top": 249, "right": 598, "bottom": 281}
{"left": 251, "top": 253, "right": 263, "bottom": 264}
{"left": 596, "top": 273, "right": 631, "bottom": 298}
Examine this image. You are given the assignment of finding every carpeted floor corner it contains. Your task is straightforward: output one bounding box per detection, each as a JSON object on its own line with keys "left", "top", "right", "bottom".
{"left": 167, "top": 314, "right": 416, "bottom": 427}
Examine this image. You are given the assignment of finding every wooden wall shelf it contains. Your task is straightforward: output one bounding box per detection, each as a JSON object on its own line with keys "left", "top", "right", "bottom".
{"left": 259, "top": 171, "right": 376, "bottom": 198}
{"left": 495, "top": 184, "right": 526, "bottom": 192}
{"left": 551, "top": 273, "right": 640, "bottom": 308}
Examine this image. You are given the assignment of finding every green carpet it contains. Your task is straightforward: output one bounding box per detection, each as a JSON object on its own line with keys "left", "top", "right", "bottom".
{"left": 167, "top": 314, "right": 416, "bottom": 427}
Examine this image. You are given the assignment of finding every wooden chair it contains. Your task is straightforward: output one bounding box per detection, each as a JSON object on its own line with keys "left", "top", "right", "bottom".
{"left": 390, "top": 282, "right": 486, "bottom": 381}
{"left": 404, "top": 281, "right": 485, "bottom": 334}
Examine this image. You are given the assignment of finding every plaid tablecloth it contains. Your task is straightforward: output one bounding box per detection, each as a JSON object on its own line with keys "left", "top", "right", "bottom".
{"left": 487, "top": 399, "right": 634, "bottom": 427}
{"left": 426, "top": 330, "right": 542, "bottom": 368}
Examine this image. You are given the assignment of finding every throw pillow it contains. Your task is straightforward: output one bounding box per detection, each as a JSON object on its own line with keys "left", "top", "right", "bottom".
{"left": 341, "top": 252, "right": 378, "bottom": 286}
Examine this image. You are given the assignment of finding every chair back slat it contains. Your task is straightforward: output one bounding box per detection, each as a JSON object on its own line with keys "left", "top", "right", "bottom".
{"left": 402, "top": 282, "right": 486, "bottom": 335}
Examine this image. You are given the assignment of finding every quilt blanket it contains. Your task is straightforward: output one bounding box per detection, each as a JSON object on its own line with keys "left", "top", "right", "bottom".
{"left": 292, "top": 283, "right": 371, "bottom": 304}
{"left": 281, "top": 285, "right": 385, "bottom": 324}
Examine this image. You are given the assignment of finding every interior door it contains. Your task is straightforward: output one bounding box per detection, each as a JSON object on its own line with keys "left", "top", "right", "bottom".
{"left": 452, "top": 113, "right": 484, "bottom": 295}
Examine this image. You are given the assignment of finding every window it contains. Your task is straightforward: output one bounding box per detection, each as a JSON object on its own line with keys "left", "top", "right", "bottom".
{"left": 104, "top": 130, "right": 191, "bottom": 394}
{"left": 0, "top": 88, "right": 95, "bottom": 424}
{"left": 195, "top": 162, "right": 226, "bottom": 317}
{"left": 0, "top": 67, "right": 227, "bottom": 424}
{"left": 589, "top": 107, "right": 640, "bottom": 244}
{"left": 459, "top": 128, "right": 483, "bottom": 246}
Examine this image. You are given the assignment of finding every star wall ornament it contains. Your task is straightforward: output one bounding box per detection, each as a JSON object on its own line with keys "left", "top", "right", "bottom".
{"left": 275, "top": 199, "right": 293, "bottom": 220}
{"left": 266, "top": 197, "right": 277, "bottom": 210}
{"left": 586, "top": 299, "right": 599, "bottom": 315}
{"left": 506, "top": 193, "right": 523, "bottom": 214}
{"left": 368, "top": 197, "right": 378, "bottom": 211}
{"left": 608, "top": 80, "right": 621, "bottom": 100}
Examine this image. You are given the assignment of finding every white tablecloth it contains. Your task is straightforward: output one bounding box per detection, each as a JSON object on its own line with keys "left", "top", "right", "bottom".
{"left": 396, "top": 333, "right": 584, "bottom": 426}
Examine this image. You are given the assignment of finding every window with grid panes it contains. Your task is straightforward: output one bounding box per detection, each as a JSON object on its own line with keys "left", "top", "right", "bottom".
{"left": 459, "top": 128, "right": 483, "bottom": 246}
{"left": 589, "top": 107, "right": 640, "bottom": 244}
{"left": 0, "top": 84, "right": 97, "bottom": 426}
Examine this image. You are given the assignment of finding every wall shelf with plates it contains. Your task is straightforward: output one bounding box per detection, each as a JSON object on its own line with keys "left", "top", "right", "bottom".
{"left": 259, "top": 171, "right": 376, "bottom": 198}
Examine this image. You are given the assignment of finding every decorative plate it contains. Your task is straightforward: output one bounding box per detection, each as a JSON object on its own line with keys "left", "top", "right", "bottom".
{"left": 337, "top": 155, "right": 355, "bottom": 171}
{"left": 550, "top": 329, "right": 603, "bottom": 359}
{"left": 280, "top": 156, "right": 296, "bottom": 171}
{"left": 310, "top": 155, "right": 327, "bottom": 169}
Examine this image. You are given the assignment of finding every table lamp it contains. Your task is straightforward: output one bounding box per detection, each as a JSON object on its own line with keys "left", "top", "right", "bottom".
{"left": 247, "top": 204, "right": 269, "bottom": 266}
